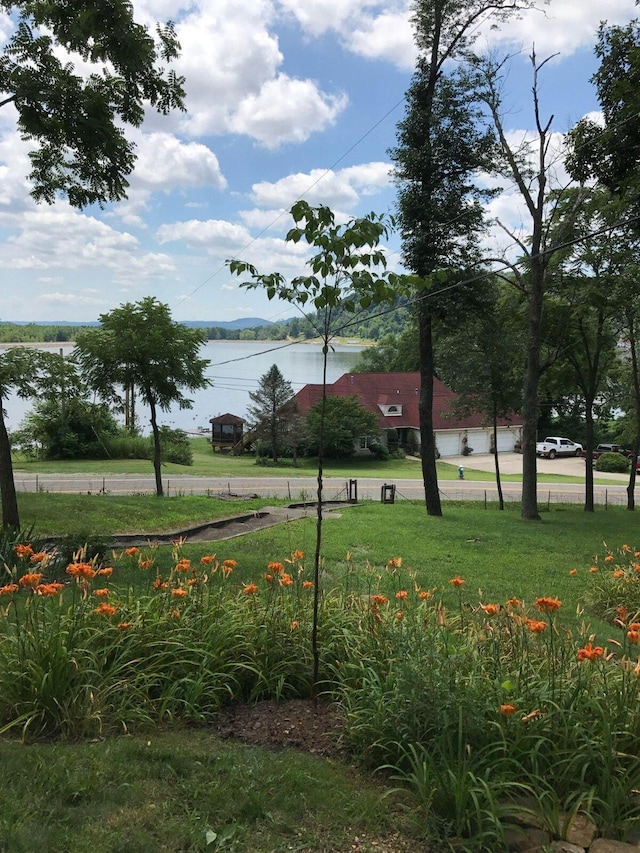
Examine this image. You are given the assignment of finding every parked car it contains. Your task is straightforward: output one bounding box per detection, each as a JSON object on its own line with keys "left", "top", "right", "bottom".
{"left": 582, "top": 444, "right": 634, "bottom": 463}
{"left": 535, "top": 436, "right": 583, "bottom": 459}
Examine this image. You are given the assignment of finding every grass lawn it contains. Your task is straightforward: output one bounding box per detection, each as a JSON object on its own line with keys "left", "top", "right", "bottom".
{"left": 0, "top": 728, "right": 416, "bottom": 853}
{"left": 12, "top": 437, "right": 616, "bottom": 483}
{"left": 4, "top": 489, "right": 639, "bottom": 852}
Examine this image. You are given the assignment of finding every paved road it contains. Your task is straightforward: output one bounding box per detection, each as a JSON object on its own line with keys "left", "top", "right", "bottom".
{"left": 13, "top": 453, "right": 634, "bottom": 506}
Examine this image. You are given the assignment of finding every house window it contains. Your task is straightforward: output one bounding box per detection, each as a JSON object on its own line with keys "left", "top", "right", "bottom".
{"left": 378, "top": 404, "right": 403, "bottom": 416}
{"left": 359, "top": 436, "right": 369, "bottom": 450}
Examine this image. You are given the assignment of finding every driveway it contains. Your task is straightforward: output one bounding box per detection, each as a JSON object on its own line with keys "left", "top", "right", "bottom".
{"left": 446, "top": 452, "right": 630, "bottom": 481}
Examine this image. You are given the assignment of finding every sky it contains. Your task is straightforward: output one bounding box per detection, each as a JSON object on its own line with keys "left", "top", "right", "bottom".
{"left": 0, "top": 0, "right": 638, "bottom": 325}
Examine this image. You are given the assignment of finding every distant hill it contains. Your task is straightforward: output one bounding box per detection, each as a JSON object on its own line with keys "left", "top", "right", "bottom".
{"left": 3, "top": 318, "right": 274, "bottom": 330}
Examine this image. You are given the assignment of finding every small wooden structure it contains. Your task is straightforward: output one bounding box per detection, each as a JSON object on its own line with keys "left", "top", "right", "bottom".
{"left": 209, "top": 413, "right": 245, "bottom": 454}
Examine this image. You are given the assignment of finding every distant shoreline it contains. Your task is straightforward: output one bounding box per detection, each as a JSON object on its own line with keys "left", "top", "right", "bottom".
{"left": 1, "top": 337, "right": 369, "bottom": 349}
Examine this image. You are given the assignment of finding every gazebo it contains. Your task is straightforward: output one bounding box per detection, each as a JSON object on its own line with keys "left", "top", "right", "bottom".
{"left": 209, "top": 413, "right": 245, "bottom": 454}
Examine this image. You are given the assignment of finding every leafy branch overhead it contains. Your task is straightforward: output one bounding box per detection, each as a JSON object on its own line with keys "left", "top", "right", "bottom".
{"left": 227, "top": 201, "right": 410, "bottom": 316}
{"left": 0, "top": 1, "right": 186, "bottom": 207}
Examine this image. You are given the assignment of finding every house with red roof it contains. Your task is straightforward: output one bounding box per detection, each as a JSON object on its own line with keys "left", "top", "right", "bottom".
{"left": 292, "top": 372, "right": 521, "bottom": 457}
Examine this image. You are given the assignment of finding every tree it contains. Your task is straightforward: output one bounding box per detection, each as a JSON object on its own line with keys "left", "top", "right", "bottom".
{"left": 476, "top": 51, "right": 587, "bottom": 520}
{"left": 390, "top": 0, "right": 529, "bottom": 517}
{"left": 0, "top": 3, "right": 185, "bottom": 528}
{"left": 304, "top": 395, "right": 381, "bottom": 460}
{"left": 0, "top": 1, "right": 185, "bottom": 206}
{"left": 0, "top": 348, "right": 58, "bottom": 527}
{"left": 74, "top": 297, "right": 210, "bottom": 497}
{"left": 566, "top": 20, "right": 640, "bottom": 205}
{"left": 435, "top": 283, "right": 524, "bottom": 509}
{"left": 228, "top": 200, "right": 406, "bottom": 698}
{"left": 247, "top": 364, "right": 294, "bottom": 462}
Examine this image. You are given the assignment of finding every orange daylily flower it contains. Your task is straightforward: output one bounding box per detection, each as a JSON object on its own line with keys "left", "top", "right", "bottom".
{"left": 395, "top": 590, "right": 409, "bottom": 600}
{"left": 124, "top": 547, "right": 139, "bottom": 557}
{"left": 93, "top": 589, "right": 110, "bottom": 599}
{"left": 14, "top": 543, "right": 34, "bottom": 558}
{"left": 118, "top": 622, "right": 134, "bottom": 630}
{"left": 19, "top": 572, "right": 43, "bottom": 588}
{"left": 0, "top": 584, "right": 19, "bottom": 596}
{"left": 449, "top": 576, "right": 465, "bottom": 588}
{"left": 279, "top": 573, "right": 294, "bottom": 587}
{"left": 387, "top": 557, "right": 402, "bottom": 569}
{"left": 222, "top": 559, "right": 237, "bottom": 577}
{"left": 371, "top": 594, "right": 388, "bottom": 606}
{"left": 604, "top": 555, "right": 614, "bottom": 563}
{"left": 176, "top": 559, "right": 191, "bottom": 573}
{"left": 200, "top": 555, "right": 217, "bottom": 565}
{"left": 418, "top": 590, "right": 432, "bottom": 600}
{"left": 291, "top": 550, "right": 304, "bottom": 561}
{"left": 535, "top": 596, "right": 562, "bottom": 613}
{"left": 613, "top": 569, "right": 625, "bottom": 578}
{"left": 628, "top": 629, "right": 640, "bottom": 644}
{"left": 268, "top": 562, "right": 284, "bottom": 574}
{"left": 66, "top": 562, "right": 96, "bottom": 579}
{"left": 481, "top": 603, "right": 499, "bottom": 616}
{"left": 302, "top": 580, "right": 314, "bottom": 589}
{"left": 500, "top": 704, "right": 516, "bottom": 717}
{"left": 171, "top": 587, "right": 188, "bottom": 598}
{"left": 243, "top": 583, "right": 259, "bottom": 595}
{"left": 34, "top": 582, "right": 64, "bottom": 596}
{"left": 577, "top": 642, "right": 604, "bottom": 661}
{"left": 138, "top": 559, "right": 153, "bottom": 570}
{"left": 96, "top": 567, "right": 113, "bottom": 577}
{"left": 526, "top": 619, "right": 547, "bottom": 634}
{"left": 30, "top": 552, "right": 48, "bottom": 564}
{"left": 94, "top": 602, "right": 117, "bottom": 617}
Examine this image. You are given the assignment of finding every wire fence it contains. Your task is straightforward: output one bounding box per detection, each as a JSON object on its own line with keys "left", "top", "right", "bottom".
{"left": 13, "top": 474, "right": 633, "bottom": 508}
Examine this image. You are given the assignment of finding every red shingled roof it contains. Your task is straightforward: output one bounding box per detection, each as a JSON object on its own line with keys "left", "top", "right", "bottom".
{"left": 292, "top": 372, "right": 518, "bottom": 430}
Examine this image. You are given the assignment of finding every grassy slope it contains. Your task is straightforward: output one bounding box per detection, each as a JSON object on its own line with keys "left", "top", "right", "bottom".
{"left": 6, "top": 461, "right": 636, "bottom": 853}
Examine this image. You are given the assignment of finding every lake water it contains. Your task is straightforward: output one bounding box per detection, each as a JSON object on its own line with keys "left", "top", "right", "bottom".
{"left": 3, "top": 341, "right": 365, "bottom": 433}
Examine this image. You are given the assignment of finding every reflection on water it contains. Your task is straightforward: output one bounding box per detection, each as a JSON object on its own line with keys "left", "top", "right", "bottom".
{"left": 4, "top": 341, "right": 365, "bottom": 433}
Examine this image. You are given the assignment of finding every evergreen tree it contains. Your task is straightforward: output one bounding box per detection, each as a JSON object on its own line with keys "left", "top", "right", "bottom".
{"left": 247, "top": 364, "right": 294, "bottom": 463}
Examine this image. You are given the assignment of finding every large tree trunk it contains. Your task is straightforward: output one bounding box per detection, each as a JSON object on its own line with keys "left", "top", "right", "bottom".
{"left": 627, "top": 313, "right": 640, "bottom": 510}
{"left": 492, "top": 409, "right": 504, "bottom": 511}
{"left": 520, "top": 263, "right": 544, "bottom": 521}
{"left": 418, "top": 305, "right": 442, "bottom": 516}
{"left": 0, "top": 408, "right": 19, "bottom": 529}
{"left": 583, "top": 399, "right": 595, "bottom": 512}
{"left": 149, "top": 399, "right": 164, "bottom": 498}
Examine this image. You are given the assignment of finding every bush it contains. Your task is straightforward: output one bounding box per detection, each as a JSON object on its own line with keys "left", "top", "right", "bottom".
{"left": 152, "top": 427, "right": 193, "bottom": 466}
{"left": 368, "top": 440, "right": 389, "bottom": 461}
{"left": 595, "top": 452, "right": 630, "bottom": 473}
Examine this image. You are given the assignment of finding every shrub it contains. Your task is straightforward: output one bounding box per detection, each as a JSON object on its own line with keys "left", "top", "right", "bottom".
{"left": 595, "top": 452, "right": 630, "bottom": 473}
{"left": 152, "top": 427, "right": 193, "bottom": 466}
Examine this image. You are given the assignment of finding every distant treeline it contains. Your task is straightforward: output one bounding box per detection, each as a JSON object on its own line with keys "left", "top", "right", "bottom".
{"left": 0, "top": 302, "right": 410, "bottom": 344}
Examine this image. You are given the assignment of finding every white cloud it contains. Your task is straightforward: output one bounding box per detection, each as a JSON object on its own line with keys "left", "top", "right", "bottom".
{"left": 132, "top": 133, "right": 227, "bottom": 191}
{"left": 156, "top": 218, "right": 253, "bottom": 251}
{"left": 349, "top": 10, "right": 415, "bottom": 69}
{"left": 229, "top": 76, "right": 347, "bottom": 148}
{"left": 489, "top": 0, "right": 638, "bottom": 57}
{"left": 249, "top": 161, "right": 392, "bottom": 210}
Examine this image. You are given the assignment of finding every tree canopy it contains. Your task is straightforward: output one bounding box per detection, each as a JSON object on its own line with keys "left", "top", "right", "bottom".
{"left": 73, "top": 297, "right": 210, "bottom": 497}
{"left": 0, "top": 0, "right": 185, "bottom": 206}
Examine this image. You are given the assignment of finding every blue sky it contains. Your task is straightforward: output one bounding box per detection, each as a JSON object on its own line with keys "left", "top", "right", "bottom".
{"left": 0, "top": 0, "right": 637, "bottom": 324}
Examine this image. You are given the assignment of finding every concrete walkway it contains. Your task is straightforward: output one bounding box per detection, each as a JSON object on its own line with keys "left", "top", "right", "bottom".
{"left": 109, "top": 501, "right": 350, "bottom": 547}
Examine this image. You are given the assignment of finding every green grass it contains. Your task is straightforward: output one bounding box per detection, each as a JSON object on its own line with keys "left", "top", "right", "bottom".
{"left": 0, "top": 728, "right": 414, "bottom": 852}
{"left": 5, "top": 491, "right": 639, "bottom": 851}
{"left": 17, "top": 490, "right": 633, "bottom": 626}
{"left": 13, "top": 437, "right": 619, "bottom": 483}
{"left": 17, "top": 492, "right": 286, "bottom": 537}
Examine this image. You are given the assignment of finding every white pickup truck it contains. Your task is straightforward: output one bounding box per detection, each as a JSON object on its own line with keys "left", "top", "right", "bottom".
{"left": 536, "top": 436, "right": 583, "bottom": 459}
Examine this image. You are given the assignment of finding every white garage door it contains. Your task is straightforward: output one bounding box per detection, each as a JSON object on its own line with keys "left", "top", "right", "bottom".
{"left": 436, "top": 431, "right": 461, "bottom": 457}
{"left": 469, "top": 430, "right": 490, "bottom": 454}
{"left": 496, "top": 428, "right": 518, "bottom": 452}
